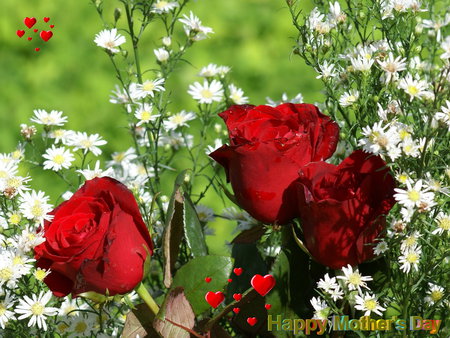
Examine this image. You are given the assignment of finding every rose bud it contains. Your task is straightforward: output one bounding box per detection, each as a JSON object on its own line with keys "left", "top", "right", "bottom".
{"left": 34, "top": 177, "right": 153, "bottom": 297}
{"left": 209, "top": 103, "right": 339, "bottom": 224}
{"left": 296, "top": 150, "right": 396, "bottom": 269}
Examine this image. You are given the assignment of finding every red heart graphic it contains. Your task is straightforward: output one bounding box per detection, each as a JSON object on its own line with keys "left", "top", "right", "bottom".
{"left": 34, "top": 29, "right": 38, "bottom": 33}
{"left": 265, "top": 304, "right": 272, "bottom": 310}
{"left": 27, "top": 37, "right": 32, "bottom": 41}
{"left": 205, "top": 291, "right": 224, "bottom": 309}
{"left": 44, "top": 17, "right": 50, "bottom": 23}
{"left": 233, "top": 293, "right": 242, "bottom": 302}
{"left": 247, "top": 317, "right": 258, "bottom": 326}
{"left": 227, "top": 278, "right": 232, "bottom": 283}
{"left": 232, "top": 307, "right": 240, "bottom": 314}
{"left": 50, "top": 25, "right": 55, "bottom": 28}
{"left": 24, "top": 17, "right": 36, "bottom": 28}
{"left": 251, "top": 274, "right": 276, "bottom": 297}
{"left": 233, "top": 268, "right": 243, "bottom": 276}
{"left": 40, "top": 30, "right": 53, "bottom": 42}
{"left": 205, "top": 277, "right": 212, "bottom": 283}
{"left": 16, "top": 30, "right": 25, "bottom": 38}
{"left": 35, "top": 48, "right": 40, "bottom": 52}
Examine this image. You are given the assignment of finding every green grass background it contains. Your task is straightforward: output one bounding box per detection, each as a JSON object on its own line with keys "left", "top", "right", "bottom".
{"left": 0, "top": 0, "right": 322, "bottom": 254}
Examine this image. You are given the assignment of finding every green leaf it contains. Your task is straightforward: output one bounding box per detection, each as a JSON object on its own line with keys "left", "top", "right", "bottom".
{"left": 122, "top": 303, "right": 159, "bottom": 338}
{"left": 183, "top": 191, "right": 208, "bottom": 257}
{"left": 172, "top": 255, "right": 233, "bottom": 315}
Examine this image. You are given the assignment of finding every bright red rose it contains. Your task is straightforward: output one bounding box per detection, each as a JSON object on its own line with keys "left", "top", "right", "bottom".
{"left": 295, "top": 150, "right": 396, "bottom": 269}
{"left": 34, "top": 177, "right": 153, "bottom": 297}
{"left": 209, "top": 103, "right": 339, "bottom": 224}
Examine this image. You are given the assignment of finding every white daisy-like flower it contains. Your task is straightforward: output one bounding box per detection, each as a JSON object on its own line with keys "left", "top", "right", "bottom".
{"left": 0, "top": 252, "right": 21, "bottom": 288}
{"left": 109, "top": 84, "right": 132, "bottom": 110}
{"left": 401, "top": 137, "right": 420, "bottom": 157}
{"left": 228, "top": 84, "right": 249, "bottom": 104}
{"left": 308, "top": 8, "right": 331, "bottom": 34}
{"left": 399, "top": 245, "right": 421, "bottom": 273}
{"left": 398, "top": 74, "right": 431, "bottom": 101}
{"left": 0, "top": 292, "right": 16, "bottom": 329}
{"left": 19, "top": 190, "right": 53, "bottom": 225}
{"left": 440, "top": 36, "right": 450, "bottom": 59}
{"left": 339, "top": 90, "right": 359, "bottom": 107}
{"left": 48, "top": 129, "right": 75, "bottom": 145}
{"left": 15, "top": 227, "right": 46, "bottom": 253}
{"left": 162, "top": 36, "right": 171, "bottom": 46}
{"left": 317, "top": 273, "right": 339, "bottom": 293}
{"left": 328, "top": 1, "right": 346, "bottom": 24}
{"left": 310, "top": 297, "right": 330, "bottom": 320}
{"left": 435, "top": 100, "right": 450, "bottom": 131}
{"left": 266, "top": 92, "right": 304, "bottom": 107}
{"left": 131, "top": 78, "right": 165, "bottom": 99}
{"left": 358, "top": 121, "right": 401, "bottom": 159}
{"left": 151, "top": 0, "right": 179, "bottom": 14}
{"left": 10, "top": 250, "right": 34, "bottom": 276}
{"left": 94, "top": 28, "right": 126, "bottom": 53}
{"left": 206, "top": 138, "right": 223, "bottom": 155}
{"left": 68, "top": 132, "right": 107, "bottom": 156}
{"left": 315, "top": 60, "right": 337, "bottom": 79}
{"left": 433, "top": 212, "right": 450, "bottom": 235}
{"left": 423, "top": 16, "right": 450, "bottom": 42}
{"left": 33, "top": 267, "right": 51, "bottom": 282}
{"left": 0, "top": 161, "right": 18, "bottom": 181}
{"left": 15, "top": 291, "right": 58, "bottom": 331}
{"left": 377, "top": 52, "right": 407, "bottom": 83}
{"left": 423, "top": 173, "right": 450, "bottom": 196}
{"left": 328, "top": 286, "right": 344, "bottom": 301}
{"left": 424, "top": 283, "right": 445, "bottom": 306}
{"left": 134, "top": 103, "right": 160, "bottom": 126}
{"left": 400, "top": 231, "right": 421, "bottom": 251}
{"left": 31, "top": 109, "right": 67, "bottom": 126}
{"left": 198, "top": 63, "right": 219, "bottom": 77}
{"left": 59, "top": 298, "right": 88, "bottom": 317}
{"left": 163, "top": 110, "right": 196, "bottom": 131}
{"left": 42, "top": 145, "right": 75, "bottom": 171}
{"left": 373, "top": 240, "right": 389, "bottom": 256}
{"left": 188, "top": 80, "right": 224, "bottom": 104}
{"left": 68, "top": 312, "right": 97, "bottom": 337}
{"left": 158, "top": 131, "right": 194, "bottom": 149}
{"left": 351, "top": 54, "right": 374, "bottom": 72}
{"left": 0, "top": 174, "right": 31, "bottom": 198}
{"left": 394, "top": 180, "right": 435, "bottom": 209}
{"left": 355, "top": 293, "right": 386, "bottom": 316}
{"left": 216, "top": 65, "right": 231, "bottom": 77}
{"left": 154, "top": 47, "right": 170, "bottom": 62}
{"left": 337, "top": 265, "right": 373, "bottom": 293}
{"left": 77, "top": 161, "right": 114, "bottom": 181}
{"left": 179, "top": 11, "right": 214, "bottom": 41}
{"left": 108, "top": 147, "right": 137, "bottom": 167}
{"left": 195, "top": 205, "right": 215, "bottom": 223}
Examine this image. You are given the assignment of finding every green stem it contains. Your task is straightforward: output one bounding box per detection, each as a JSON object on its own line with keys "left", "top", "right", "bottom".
{"left": 124, "top": 1, "right": 143, "bottom": 83}
{"left": 136, "top": 283, "right": 160, "bottom": 316}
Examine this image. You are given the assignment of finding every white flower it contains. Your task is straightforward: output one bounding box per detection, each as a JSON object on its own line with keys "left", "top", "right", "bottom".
{"left": 316, "top": 60, "right": 337, "bottom": 79}
{"left": 266, "top": 92, "right": 303, "bottom": 107}
{"left": 48, "top": 129, "right": 75, "bottom": 145}
{"left": 179, "top": 12, "right": 214, "bottom": 41}
{"left": 216, "top": 65, "right": 231, "bottom": 77}
{"left": 68, "top": 132, "right": 107, "bottom": 156}
{"left": 162, "top": 36, "right": 171, "bottom": 46}
{"left": 15, "top": 227, "right": 45, "bottom": 253}
{"left": 134, "top": 103, "right": 160, "bottom": 126}
{"left": 424, "top": 283, "right": 445, "bottom": 306}
{"left": 401, "top": 137, "right": 420, "bottom": 157}
{"left": 433, "top": 212, "right": 450, "bottom": 235}
{"left": 328, "top": 1, "right": 346, "bottom": 24}
{"left": 198, "top": 63, "right": 219, "bottom": 77}
{"left": 158, "top": 131, "right": 193, "bottom": 149}
{"left": 228, "top": 84, "right": 249, "bottom": 104}
{"left": 337, "top": 265, "right": 372, "bottom": 293}
{"left": 15, "top": 291, "right": 58, "bottom": 331}
{"left": 339, "top": 90, "right": 359, "bottom": 107}
{"left": 0, "top": 292, "right": 16, "bottom": 329}
{"left": 108, "top": 148, "right": 137, "bottom": 167}
{"left": 131, "top": 78, "right": 165, "bottom": 99}
{"left": 154, "top": 47, "right": 170, "bottom": 62}
{"left": 373, "top": 240, "right": 389, "bottom": 255}
{"left": 31, "top": 109, "right": 67, "bottom": 126}
{"left": 42, "top": 145, "right": 74, "bottom": 171}
{"left": 423, "top": 16, "right": 450, "bottom": 42}
{"left": 400, "top": 231, "right": 421, "bottom": 251}
{"left": 19, "top": 190, "right": 53, "bottom": 225}
{"left": 377, "top": 52, "right": 407, "bottom": 83}
{"left": 0, "top": 252, "right": 21, "bottom": 287}
{"left": 94, "top": 28, "right": 126, "bottom": 53}
{"left": 59, "top": 298, "right": 88, "bottom": 317}
{"left": 163, "top": 111, "right": 196, "bottom": 130}
{"left": 435, "top": 100, "right": 450, "bottom": 131}
{"left": 68, "top": 312, "right": 97, "bottom": 337}
{"left": 206, "top": 138, "right": 223, "bottom": 155}
{"left": 308, "top": 8, "right": 331, "bottom": 34}
{"left": 317, "top": 273, "right": 339, "bottom": 293}
{"left": 355, "top": 293, "right": 386, "bottom": 316}
{"left": 310, "top": 297, "right": 330, "bottom": 320}
{"left": 195, "top": 205, "right": 215, "bottom": 222}
{"left": 394, "top": 180, "right": 435, "bottom": 209}
{"left": 188, "top": 80, "right": 224, "bottom": 104}
{"left": 359, "top": 121, "right": 401, "bottom": 159}
{"left": 151, "top": 0, "right": 179, "bottom": 14}
{"left": 351, "top": 53, "right": 374, "bottom": 72}
{"left": 77, "top": 161, "right": 114, "bottom": 181}
{"left": 440, "top": 36, "right": 450, "bottom": 59}
{"left": 328, "top": 286, "right": 344, "bottom": 301}
{"left": 398, "top": 74, "right": 432, "bottom": 101}
{"left": 399, "top": 245, "right": 421, "bottom": 273}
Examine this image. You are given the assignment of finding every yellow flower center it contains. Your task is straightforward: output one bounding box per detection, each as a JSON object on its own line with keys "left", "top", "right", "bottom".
{"left": 348, "top": 273, "right": 362, "bottom": 286}
{"left": 12, "top": 256, "right": 23, "bottom": 266}
{"left": 57, "top": 322, "right": 70, "bottom": 333}
{"left": 143, "top": 82, "right": 156, "bottom": 92}
{"left": 31, "top": 302, "right": 44, "bottom": 316}
{"left": 438, "top": 217, "right": 450, "bottom": 230}
{"left": 141, "top": 111, "right": 152, "bottom": 121}
{"left": 398, "top": 174, "right": 408, "bottom": 183}
{"left": 0, "top": 268, "right": 13, "bottom": 281}
{"left": 31, "top": 204, "right": 44, "bottom": 217}
{"left": 364, "top": 299, "right": 377, "bottom": 310}
{"left": 52, "top": 154, "right": 65, "bottom": 165}
{"left": 34, "top": 269, "right": 48, "bottom": 281}
{"left": 430, "top": 290, "right": 443, "bottom": 302}
{"left": 12, "top": 150, "right": 23, "bottom": 160}
{"left": 155, "top": 1, "right": 168, "bottom": 9}
{"left": 200, "top": 89, "right": 213, "bottom": 99}
{"left": 80, "top": 139, "right": 93, "bottom": 149}
{"left": 6, "top": 177, "right": 21, "bottom": 188}
{"left": 406, "top": 252, "right": 419, "bottom": 263}
{"left": 9, "top": 213, "right": 21, "bottom": 225}
{"left": 0, "top": 304, "right": 6, "bottom": 316}
{"left": 407, "top": 190, "right": 420, "bottom": 202}
{"left": 75, "top": 321, "right": 88, "bottom": 333}
{"left": 404, "top": 236, "right": 416, "bottom": 247}
{"left": 172, "top": 114, "right": 185, "bottom": 124}
{"left": 0, "top": 170, "right": 7, "bottom": 179}
{"left": 407, "top": 85, "right": 419, "bottom": 96}
{"left": 113, "top": 152, "right": 125, "bottom": 163}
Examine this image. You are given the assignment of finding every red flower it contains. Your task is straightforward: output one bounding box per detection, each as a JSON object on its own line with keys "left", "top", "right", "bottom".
{"left": 295, "top": 150, "right": 396, "bottom": 269}
{"left": 34, "top": 177, "right": 153, "bottom": 297}
{"left": 210, "top": 103, "right": 339, "bottom": 224}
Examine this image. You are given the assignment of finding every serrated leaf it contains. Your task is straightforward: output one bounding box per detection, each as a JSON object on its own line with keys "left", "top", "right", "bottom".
{"left": 183, "top": 192, "right": 207, "bottom": 257}
{"left": 172, "top": 255, "right": 233, "bottom": 315}
{"left": 154, "top": 287, "right": 196, "bottom": 338}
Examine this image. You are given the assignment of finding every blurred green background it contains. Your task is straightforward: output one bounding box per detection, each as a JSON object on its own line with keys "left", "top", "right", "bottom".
{"left": 0, "top": 0, "right": 322, "bottom": 254}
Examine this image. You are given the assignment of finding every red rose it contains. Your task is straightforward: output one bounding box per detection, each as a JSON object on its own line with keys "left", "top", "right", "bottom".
{"left": 295, "top": 150, "right": 396, "bottom": 269}
{"left": 34, "top": 177, "right": 153, "bottom": 297}
{"left": 209, "top": 103, "right": 339, "bottom": 224}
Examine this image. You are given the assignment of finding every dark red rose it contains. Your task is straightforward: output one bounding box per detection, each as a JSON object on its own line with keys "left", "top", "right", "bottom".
{"left": 209, "top": 103, "right": 339, "bottom": 224}
{"left": 34, "top": 177, "right": 153, "bottom": 297}
{"left": 295, "top": 150, "right": 396, "bottom": 269}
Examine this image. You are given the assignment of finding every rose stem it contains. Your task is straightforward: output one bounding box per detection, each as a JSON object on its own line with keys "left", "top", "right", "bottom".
{"left": 136, "top": 283, "right": 160, "bottom": 316}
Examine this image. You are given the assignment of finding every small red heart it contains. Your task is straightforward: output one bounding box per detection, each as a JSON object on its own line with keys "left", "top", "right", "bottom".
{"left": 205, "top": 291, "right": 224, "bottom": 309}
{"left": 50, "top": 25, "right": 55, "bottom": 28}
{"left": 16, "top": 30, "right": 25, "bottom": 38}
{"left": 233, "top": 293, "right": 242, "bottom": 302}
{"left": 247, "top": 317, "right": 257, "bottom": 326}
{"left": 35, "top": 48, "right": 40, "bottom": 52}
{"left": 251, "top": 274, "right": 276, "bottom": 297}
{"left": 44, "top": 17, "right": 50, "bottom": 23}
{"left": 205, "top": 277, "right": 212, "bottom": 283}
{"left": 232, "top": 307, "right": 240, "bottom": 314}
{"left": 40, "top": 30, "right": 53, "bottom": 42}
{"left": 33, "top": 29, "right": 38, "bottom": 33}
{"left": 27, "top": 37, "right": 32, "bottom": 41}
{"left": 265, "top": 304, "right": 272, "bottom": 310}
{"left": 233, "top": 268, "right": 243, "bottom": 276}
{"left": 227, "top": 278, "right": 232, "bottom": 283}
{"left": 24, "top": 17, "right": 37, "bottom": 28}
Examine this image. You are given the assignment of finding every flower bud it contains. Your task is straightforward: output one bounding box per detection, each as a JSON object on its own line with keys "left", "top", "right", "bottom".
{"left": 162, "top": 36, "right": 172, "bottom": 46}
{"left": 114, "top": 8, "right": 121, "bottom": 22}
